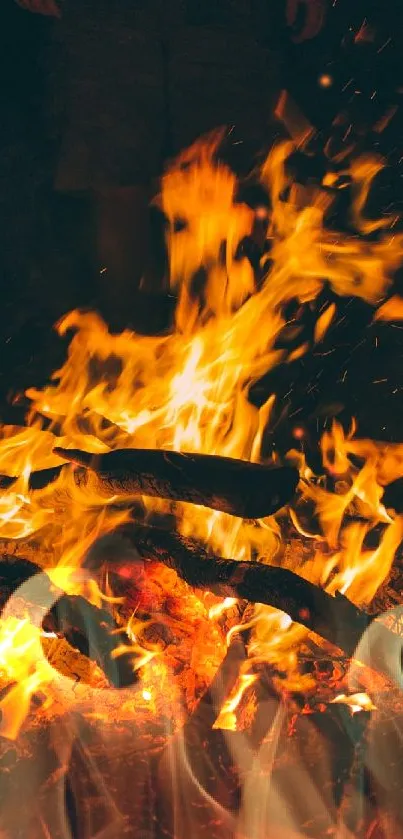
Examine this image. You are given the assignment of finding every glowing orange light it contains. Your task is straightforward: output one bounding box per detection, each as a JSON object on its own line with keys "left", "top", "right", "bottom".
{"left": 319, "top": 74, "right": 333, "bottom": 89}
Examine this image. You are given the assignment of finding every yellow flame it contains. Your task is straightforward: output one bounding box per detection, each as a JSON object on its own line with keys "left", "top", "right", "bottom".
{"left": 209, "top": 597, "right": 238, "bottom": 621}
{"left": 213, "top": 673, "right": 258, "bottom": 731}
{"left": 331, "top": 692, "right": 377, "bottom": 714}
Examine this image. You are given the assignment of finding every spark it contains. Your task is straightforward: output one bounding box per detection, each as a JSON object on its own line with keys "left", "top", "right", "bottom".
{"left": 318, "top": 74, "right": 333, "bottom": 89}
{"left": 377, "top": 37, "right": 392, "bottom": 54}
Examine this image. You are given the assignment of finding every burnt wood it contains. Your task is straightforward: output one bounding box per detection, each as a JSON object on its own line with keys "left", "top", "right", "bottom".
{"left": 53, "top": 447, "right": 299, "bottom": 519}
{"left": 89, "top": 523, "right": 374, "bottom": 659}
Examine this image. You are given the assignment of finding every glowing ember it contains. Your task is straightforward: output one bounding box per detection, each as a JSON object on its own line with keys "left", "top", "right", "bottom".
{"left": 318, "top": 73, "right": 333, "bottom": 88}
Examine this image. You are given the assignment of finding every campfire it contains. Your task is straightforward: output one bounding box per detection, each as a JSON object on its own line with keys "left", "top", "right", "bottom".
{"left": 1, "top": 132, "right": 403, "bottom": 838}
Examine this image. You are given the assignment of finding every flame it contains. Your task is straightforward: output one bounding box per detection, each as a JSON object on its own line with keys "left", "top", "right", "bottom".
{"left": 208, "top": 597, "right": 238, "bottom": 621}
{"left": 0, "top": 136, "right": 403, "bottom": 737}
{"left": 213, "top": 672, "right": 258, "bottom": 731}
{"left": 331, "top": 692, "right": 377, "bottom": 714}
{"left": 375, "top": 294, "right": 403, "bottom": 321}
{"left": 0, "top": 618, "right": 55, "bottom": 739}
{"left": 313, "top": 302, "right": 336, "bottom": 344}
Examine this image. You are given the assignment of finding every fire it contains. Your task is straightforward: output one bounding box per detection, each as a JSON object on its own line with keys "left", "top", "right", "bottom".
{"left": 0, "top": 134, "right": 403, "bottom": 738}
{"left": 0, "top": 618, "right": 54, "bottom": 739}
{"left": 213, "top": 673, "right": 258, "bottom": 732}
{"left": 331, "top": 692, "right": 377, "bottom": 714}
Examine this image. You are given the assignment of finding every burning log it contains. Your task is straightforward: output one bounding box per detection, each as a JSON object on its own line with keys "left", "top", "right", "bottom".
{"left": 48, "top": 447, "right": 299, "bottom": 519}
{"left": 0, "top": 556, "right": 138, "bottom": 688}
{"left": 87, "top": 524, "right": 374, "bottom": 660}
{"left": 0, "top": 448, "right": 298, "bottom": 519}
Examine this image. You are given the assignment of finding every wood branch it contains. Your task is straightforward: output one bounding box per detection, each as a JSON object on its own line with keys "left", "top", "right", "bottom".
{"left": 0, "top": 448, "right": 299, "bottom": 518}
{"left": 53, "top": 447, "right": 299, "bottom": 519}
{"left": 0, "top": 556, "right": 138, "bottom": 688}
{"left": 87, "top": 523, "right": 374, "bottom": 659}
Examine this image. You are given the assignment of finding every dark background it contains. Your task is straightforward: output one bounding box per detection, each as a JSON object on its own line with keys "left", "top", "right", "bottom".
{"left": 0, "top": 0, "right": 403, "bottom": 448}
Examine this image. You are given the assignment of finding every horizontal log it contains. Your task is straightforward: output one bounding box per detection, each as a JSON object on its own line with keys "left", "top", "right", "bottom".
{"left": 53, "top": 447, "right": 299, "bottom": 519}
{"left": 0, "top": 556, "right": 138, "bottom": 688}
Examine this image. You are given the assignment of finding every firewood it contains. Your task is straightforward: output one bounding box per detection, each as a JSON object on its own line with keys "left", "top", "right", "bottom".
{"left": 53, "top": 447, "right": 299, "bottom": 518}
{"left": 86, "top": 523, "right": 374, "bottom": 659}
{"left": 0, "top": 556, "right": 137, "bottom": 688}
{"left": 0, "top": 447, "right": 298, "bottom": 518}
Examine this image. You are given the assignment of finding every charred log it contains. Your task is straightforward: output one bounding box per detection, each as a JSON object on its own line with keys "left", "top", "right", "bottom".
{"left": 0, "top": 555, "right": 137, "bottom": 688}
{"left": 53, "top": 447, "right": 299, "bottom": 519}
{"left": 88, "top": 524, "right": 375, "bottom": 659}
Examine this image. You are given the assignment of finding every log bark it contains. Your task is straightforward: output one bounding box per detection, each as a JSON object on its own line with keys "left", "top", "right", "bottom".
{"left": 53, "top": 447, "right": 299, "bottom": 519}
